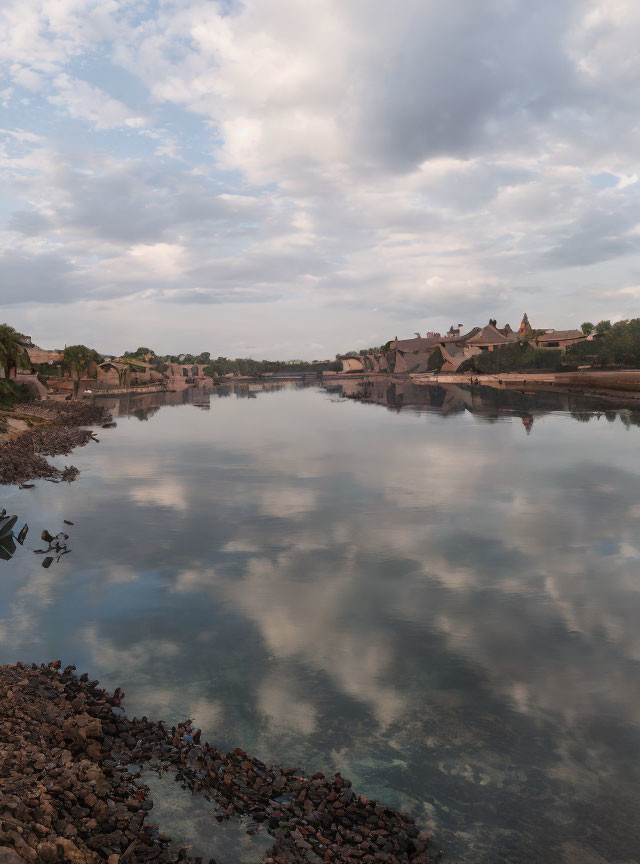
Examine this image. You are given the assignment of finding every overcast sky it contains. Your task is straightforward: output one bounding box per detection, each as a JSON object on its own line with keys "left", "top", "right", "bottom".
{"left": 1, "top": 0, "right": 639, "bottom": 358}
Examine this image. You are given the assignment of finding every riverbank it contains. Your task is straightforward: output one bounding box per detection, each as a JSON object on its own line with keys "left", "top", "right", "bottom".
{"left": 0, "top": 663, "right": 437, "bottom": 864}
{"left": 0, "top": 401, "right": 111, "bottom": 486}
{"left": 326, "top": 369, "right": 640, "bottom": 405}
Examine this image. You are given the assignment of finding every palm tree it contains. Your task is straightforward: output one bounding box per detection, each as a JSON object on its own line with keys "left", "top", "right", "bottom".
{"left": 0, "top": 324, "right": 30, "bottom": 379}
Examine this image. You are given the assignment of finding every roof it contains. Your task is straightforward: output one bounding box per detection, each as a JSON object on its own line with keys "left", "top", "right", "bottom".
{"left": 394, "top": 336, "right": 441, "bottom": 352}
{"left": 439, "top": 342, "right": 465, "bottom": 358}
{"left": 443, "top": 327, "right": 481, "bottom": 344}
{"left": 128, "top": 360, "right": 155, "bottom": 370}
{"left": 465, "top": 324, "right": 517, "bottom": 346}
{"left": 536, "top": 329, "right": 585, "bottom": 342}
{"left": 99, "top": 361, "right": 129, "bottom": 371}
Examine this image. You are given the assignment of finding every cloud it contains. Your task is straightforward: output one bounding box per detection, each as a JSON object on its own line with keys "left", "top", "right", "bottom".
{"left": 50, "top": 74, "right": 148, "bottom": 130}
{"left": 129, "top": 478, "right": 190, "bottom": 511}
{"left": 2, "top": 0, "right": 640, "bottom": 354}
{"left": 8, "top": 209, "right": 53, "bottom": 235}
{"left": 0, "top": 250, "right": 77, "bottom": 304}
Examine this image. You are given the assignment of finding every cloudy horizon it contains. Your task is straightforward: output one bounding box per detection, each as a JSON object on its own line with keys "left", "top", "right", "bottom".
{"left": 1, "top": 0, "right": 640, "bottom": 359}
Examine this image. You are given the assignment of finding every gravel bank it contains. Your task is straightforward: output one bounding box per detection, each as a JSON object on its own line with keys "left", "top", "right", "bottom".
{"left": 0, "top": 663, "right": 438, "bottom": 864}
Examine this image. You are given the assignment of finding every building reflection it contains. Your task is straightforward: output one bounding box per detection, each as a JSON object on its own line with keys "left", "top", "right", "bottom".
{"left": 329, "top": 378, "right": 640, "bottom": 430}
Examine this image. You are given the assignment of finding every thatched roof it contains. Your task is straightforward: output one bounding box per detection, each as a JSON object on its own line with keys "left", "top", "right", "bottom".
{"left": 536, "top": 329, "right": 585, "bottom": 343}
{"left": 465, "top": 324, "right": 517, "bottom": 346}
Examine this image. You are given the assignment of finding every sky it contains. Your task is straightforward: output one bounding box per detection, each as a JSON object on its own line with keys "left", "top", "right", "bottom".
{"left": 1, "top": 0, "right": 640, "bottom": 359}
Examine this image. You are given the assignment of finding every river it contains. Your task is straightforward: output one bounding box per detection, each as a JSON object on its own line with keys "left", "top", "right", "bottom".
{"left": 1, "top": 381, "right": 640, "bottom": 863}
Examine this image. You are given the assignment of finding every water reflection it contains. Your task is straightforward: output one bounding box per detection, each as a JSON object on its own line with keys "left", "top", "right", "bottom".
{"left": 332, "top": 377, "right": 640, "bottom": 430}
{"left": 0, "top": 511, "right": 20, "bottom": 560}
{"left": 1, "top": 383, "right": 640, "bottom": 863}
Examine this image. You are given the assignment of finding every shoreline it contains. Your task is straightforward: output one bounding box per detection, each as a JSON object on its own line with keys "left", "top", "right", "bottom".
{"left": 0, "top": 401, "right": 112, "bottom": 487}
{"left": 0, "top": 662, "right": 438, "bottom": 864}
{"left": 325, "top": 370, "right": 640, "bottom": 407}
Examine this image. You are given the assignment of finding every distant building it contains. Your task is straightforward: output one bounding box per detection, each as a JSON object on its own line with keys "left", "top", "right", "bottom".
{"left": 166, "top": 363, "right": 212, "bottom": 389}
{"left": 533, "top": 329, "right": 587, "bottom": 353}
{"left": 465, "top": 323, "right": 517, "bottom": 352}
{"left": 341, "top": 357, "right": 365, "bottom": 373}
{"left": 390, "top": 335, "right": 442, "bottom": 373}
{"left": 518, "top": 313, "right": 533, "bottom": 339}
{"left": 363, "top": 354, "right": 380, "bottom": 372}
{"left": 96, "top": 361, "right": 131, "bottom": 389}
{"left": 26, "top": 347, "right": 64, "bottom": 365}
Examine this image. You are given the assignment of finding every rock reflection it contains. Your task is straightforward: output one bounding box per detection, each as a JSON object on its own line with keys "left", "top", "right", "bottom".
{"left": 0, "top": 511, "right": 21, "bottom": 560}
{"left": 1, "top": 385, "right": 640, "bottom": 862}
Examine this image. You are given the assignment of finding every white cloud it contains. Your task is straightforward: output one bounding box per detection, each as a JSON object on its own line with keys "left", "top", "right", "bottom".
{"left": 50, "top": 74, "right": 147, "bottom": 130}
{"left": 129, "top": 478, "right": 189, "bottom": 511}
{"left": 2, "top": 0, "right": 640, "bottom": 354}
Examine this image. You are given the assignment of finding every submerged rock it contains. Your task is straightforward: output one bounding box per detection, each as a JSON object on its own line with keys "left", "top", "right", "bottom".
{"left": 0, "top": 663, "right": 439, "bottom": 864}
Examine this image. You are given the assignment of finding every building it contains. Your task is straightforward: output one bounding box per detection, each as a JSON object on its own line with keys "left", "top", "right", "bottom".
{"left": 518, "top": 313, "right": 533, "bottom": 339}
{"left": 96, "top": 361, "right": 131, "bottom": 389}
{"left": 166, "top": 363, "right": 213, "bottom": 389}
{"left": 464, "top": 323, "right": 518, "bottom": 352}
{"left": 341, "top": 357, "right": 366, "bottom": 373}
{"left": 26, "top": 347, "right": 64, "bottom": 365}
{"left": 533, "top": 329, "right": 587, "bottom": 353}
{"left": 390, "top": 335, "right": 442, "bottom": 373}
{"left": 363, "top": 354, "right": 380, "bottom": 372}
{"left": 423, "top": 328, "right": 483, "bottom": 372}
{"left": 123, "top": 359, "right": 166, "bottom": 385}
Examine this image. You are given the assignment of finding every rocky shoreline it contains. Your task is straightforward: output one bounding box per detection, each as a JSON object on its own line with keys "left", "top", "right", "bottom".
{"left": 0, "top": 401, "right": 111, "bottom": 487}
{"left": 0, "top": 663, "right": 439, "bottom": 864}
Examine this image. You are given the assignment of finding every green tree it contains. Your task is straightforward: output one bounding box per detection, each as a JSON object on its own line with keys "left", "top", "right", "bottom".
{"left": 62, "top": 345, "right": 102, "bottom": 379}
{"left": 0, "top": 324, "right": 30, "bottom": 378}
{"left": 568, "top": 318, "right": 640, "bottom": 367}
{"left": 123, "top": 346, "right": 155, "bottom": 359}
{"left": 581, "top": 322, "right": 594, "bottom": 335}
{"left": 459, "top": 341, "right": 564, "bottom": 374}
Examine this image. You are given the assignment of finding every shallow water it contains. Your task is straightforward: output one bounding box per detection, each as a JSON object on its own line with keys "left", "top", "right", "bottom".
{"left": 2, "top": 381, "right": 640, "bottom": 863}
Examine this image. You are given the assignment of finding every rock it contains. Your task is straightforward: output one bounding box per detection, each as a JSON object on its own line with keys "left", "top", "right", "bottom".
{"left": 0, "top": 661, "right": 438, "bottom": 864}
{"left": 0, "top": 848, "right": 31, "bottom": 864}
{"left": 54, "top": 838, "right": 86, "bottom": 863}
{"left": 35, "top": 843, "right": 58, "bottom": 864}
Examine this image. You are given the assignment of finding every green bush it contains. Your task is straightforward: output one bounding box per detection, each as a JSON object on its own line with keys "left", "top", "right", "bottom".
{"left": 459, "top": 342, "right": 564, "bottom": 373}
{"left": 62, "top": 345, "right": 102, "bottom": 378}
{"left": 0, "top": 379, "right": 37, "bottom": 408}
{"left": 204, "top": 356, "right": 328, "bottom": 377}
{"left": 567, "top": 318, "right": 640, "bottom": 367}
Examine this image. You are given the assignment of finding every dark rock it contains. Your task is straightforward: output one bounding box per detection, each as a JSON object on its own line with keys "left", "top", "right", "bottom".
{"left": 0, "top": 848, "right": 30, "bottom": 864}
{"left": 0, "top": 662, "right": 438, "bottom": 864}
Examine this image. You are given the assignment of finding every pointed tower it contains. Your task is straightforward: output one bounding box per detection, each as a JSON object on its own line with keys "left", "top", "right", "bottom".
{"left": 518, "top": 313, "right": 532, "bottom": 339}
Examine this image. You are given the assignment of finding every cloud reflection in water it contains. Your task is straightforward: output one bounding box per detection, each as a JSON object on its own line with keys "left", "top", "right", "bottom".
{"left": 1, "top": 383, "right": 640, "bottom": 862}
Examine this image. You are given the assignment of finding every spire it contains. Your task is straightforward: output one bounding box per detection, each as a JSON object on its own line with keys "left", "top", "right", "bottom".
{"left": 518, "top": 313, "right": 532, "bottom": 339}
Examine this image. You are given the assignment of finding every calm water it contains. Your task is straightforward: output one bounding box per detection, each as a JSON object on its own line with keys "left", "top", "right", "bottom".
{"left": 2, "top": 382, "right": 640, "bottom": 863}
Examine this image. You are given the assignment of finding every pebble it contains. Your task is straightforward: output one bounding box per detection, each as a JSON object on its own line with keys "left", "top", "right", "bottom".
{"left": 0, "top": 662, "right": 438, "bottom": 864}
